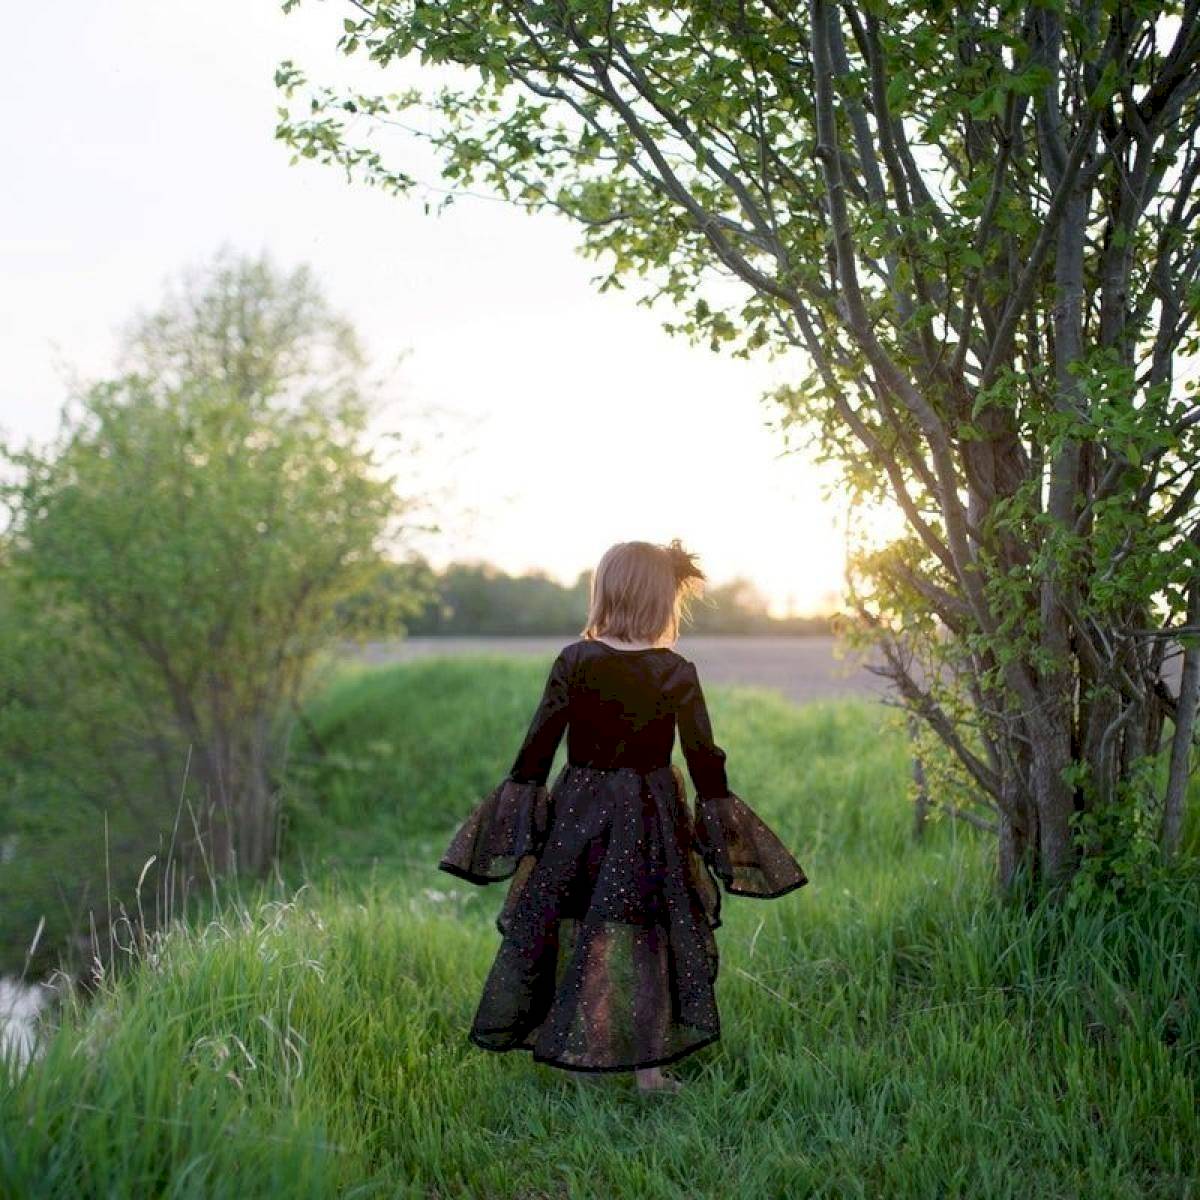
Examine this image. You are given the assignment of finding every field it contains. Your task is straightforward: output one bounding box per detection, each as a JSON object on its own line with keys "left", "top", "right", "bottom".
{"left": 1, "top": 652, "right": 1198, "bottom": 1199}
{"left": 343, "top": 634, "right": 890, "bottom": 706}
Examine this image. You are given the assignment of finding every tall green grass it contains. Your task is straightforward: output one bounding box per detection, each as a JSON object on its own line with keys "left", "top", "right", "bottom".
{"left": 2, "top": 654, "right": 1197, "bottom": 1198}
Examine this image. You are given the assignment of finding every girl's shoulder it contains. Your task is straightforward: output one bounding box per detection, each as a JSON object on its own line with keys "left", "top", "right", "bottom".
{"left": 567, "top": 640, "right": 693, "bottom": 691}
{"left": 567, "top": 637, "right": 689, "bottom": 665}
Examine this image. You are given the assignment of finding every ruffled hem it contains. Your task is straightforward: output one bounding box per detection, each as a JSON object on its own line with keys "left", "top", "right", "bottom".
{"left": 691, "top": 790, "right": 808, "bottom": 898}
{"left": 438, "top": 777, "right": 553, "bottom": 884}
{"left": 466, "top": 1028, "right": 721, "bottom": 1075}
{"left": 466, "top": 910, "right": 719, "bottom": 1074}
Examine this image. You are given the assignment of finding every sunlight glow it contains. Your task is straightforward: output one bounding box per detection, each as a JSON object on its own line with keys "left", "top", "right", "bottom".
{"left": 1, "top": 1, "right": 860, "bottom": 619}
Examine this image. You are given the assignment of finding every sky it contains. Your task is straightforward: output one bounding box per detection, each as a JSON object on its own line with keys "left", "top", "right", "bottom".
{"left": 1, "top": 1, "right": 864, "bottom": 618}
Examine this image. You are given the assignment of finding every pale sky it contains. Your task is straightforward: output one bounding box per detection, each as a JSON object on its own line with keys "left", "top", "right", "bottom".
{"left": 2, "top": 1, "right": 858, "bottom": 617}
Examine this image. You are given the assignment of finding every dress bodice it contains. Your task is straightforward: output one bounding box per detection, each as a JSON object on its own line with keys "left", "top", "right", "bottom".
{"left": 506, "top": 637, "right": 730, "bottom": 798}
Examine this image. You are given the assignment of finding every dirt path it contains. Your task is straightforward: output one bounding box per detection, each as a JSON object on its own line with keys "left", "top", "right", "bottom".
{"left": 342, "top": 635, "right": 893, "bottom": 707}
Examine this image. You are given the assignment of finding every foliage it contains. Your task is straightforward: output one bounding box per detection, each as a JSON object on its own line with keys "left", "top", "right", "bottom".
{"left": 340, "top": 553, "right": 835, "bottom": 637}
{"left": 0, "top": 250, "right": 421, "bottom": 976}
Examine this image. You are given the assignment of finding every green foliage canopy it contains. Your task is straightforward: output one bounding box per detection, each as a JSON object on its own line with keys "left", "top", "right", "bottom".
{"left": 0, "top": 251, "right": 420, "bottom": 937}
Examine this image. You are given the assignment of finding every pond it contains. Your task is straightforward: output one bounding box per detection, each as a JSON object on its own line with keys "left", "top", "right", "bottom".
{"left": 0, "top": 975, "right": 51, "bottom": 1071}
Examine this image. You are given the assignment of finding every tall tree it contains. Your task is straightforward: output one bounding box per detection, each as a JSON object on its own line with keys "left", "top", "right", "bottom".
{"left": 276, "top": 1, "right": 1200, "bottom": 891}
{"left": 2, "top": 248, "right": 417, "bottom": 878}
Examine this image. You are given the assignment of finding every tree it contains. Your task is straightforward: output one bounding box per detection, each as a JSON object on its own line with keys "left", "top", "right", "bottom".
{"left": 1, "top": 248, "right": 418, "bottom": 878}
{"left": 275, "top": 1, "right": 1200, "bottom": 893}
{"left": 686, "top": 575, "right": 772, "bottom": 633}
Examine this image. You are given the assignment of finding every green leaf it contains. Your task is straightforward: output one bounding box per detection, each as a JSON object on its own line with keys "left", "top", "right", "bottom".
{"left": 1088, "top": 59, "right": 1119, "bottom": 111}
{"left": 886, "top": 72, "right": 911, "bottom": 112}
{"left": 1008, "top": 63, "right": 1053, "bottom": 95}
{"left": 967, "top": 86, "right": 997, "bottom": 118}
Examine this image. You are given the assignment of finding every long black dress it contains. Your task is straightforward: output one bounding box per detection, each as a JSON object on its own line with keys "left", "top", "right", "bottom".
{"left": 437, "top": 636, "right": 808, "bottom": 1074}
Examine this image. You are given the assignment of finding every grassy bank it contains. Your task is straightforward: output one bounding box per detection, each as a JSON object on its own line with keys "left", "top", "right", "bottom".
{"left": 2, "top": 655, "right": 1198, "bottom": 1198}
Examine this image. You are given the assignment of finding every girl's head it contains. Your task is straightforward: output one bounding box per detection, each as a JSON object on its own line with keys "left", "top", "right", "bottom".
{"left": 580, "top": 538, "right": 706, "bottom": 646}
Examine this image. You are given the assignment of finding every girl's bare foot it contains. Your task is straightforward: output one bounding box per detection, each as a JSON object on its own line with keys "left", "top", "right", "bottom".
{"left": 635, "top": 1066, "right": 683, "bottom": 1094}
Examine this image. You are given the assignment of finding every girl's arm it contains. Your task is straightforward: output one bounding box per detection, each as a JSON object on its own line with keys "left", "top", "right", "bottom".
{"left": 675, "top": 660, "right": 730, "bottom": 799}
{"left": 676, "top": 660, "right": 808, "bottom": 899}
{"left": 438, "top": 647, "right": 571, "bottom": 884}
{"left": 507, "top": 647, "right": 572, "bottom": 786}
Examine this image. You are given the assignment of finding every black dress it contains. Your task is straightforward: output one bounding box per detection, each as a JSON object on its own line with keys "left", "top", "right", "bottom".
{"left": 437, "top": 636, "right": 808, "bottom": 1074}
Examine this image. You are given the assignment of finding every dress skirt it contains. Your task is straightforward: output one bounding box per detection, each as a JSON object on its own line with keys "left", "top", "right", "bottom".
{"left": 438, "top": 762, "right": 807, "bottom": 1074}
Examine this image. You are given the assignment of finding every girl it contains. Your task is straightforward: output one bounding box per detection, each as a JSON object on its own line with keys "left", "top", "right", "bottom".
{"left": 438, "top": 539, "right": 807, "bottom": 1095}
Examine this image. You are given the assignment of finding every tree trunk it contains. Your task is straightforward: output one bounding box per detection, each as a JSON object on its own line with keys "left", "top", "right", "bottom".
{"left": 202, "top": 723, "right": 279, "bottom": 878}
{"left": 1030, "top": 715, "right": 1078, "bottom": 887}
{"left": 1162, "top": 576, "right": 1200, "bottom": 858}
{"left": 998, "top": 741, "right": 1038, "bottom": 893}
{"left": 909, "top": 713, "right": 930, "bottom": 840}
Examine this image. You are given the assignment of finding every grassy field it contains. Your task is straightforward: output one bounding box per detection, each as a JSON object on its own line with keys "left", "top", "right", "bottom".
{"left": 2, "top": 654, "right": 1198, "bottom": 1198}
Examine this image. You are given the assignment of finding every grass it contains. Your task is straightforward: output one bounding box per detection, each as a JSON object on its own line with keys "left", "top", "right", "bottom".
{"left": 2, "top": 653, "right": 1198, "bottom": 1198}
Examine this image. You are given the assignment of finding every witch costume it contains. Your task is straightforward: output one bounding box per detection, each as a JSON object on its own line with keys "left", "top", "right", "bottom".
{"left": 437, "top": 637, "right": 808, "bottom": 1074}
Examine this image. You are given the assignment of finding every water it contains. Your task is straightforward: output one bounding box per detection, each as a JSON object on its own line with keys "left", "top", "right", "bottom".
{"left": 0, "top": 975, "right": 51, "bottom": 1070}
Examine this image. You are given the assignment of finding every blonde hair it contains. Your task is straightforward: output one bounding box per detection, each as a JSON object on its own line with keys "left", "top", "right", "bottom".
{"left": 580, "top": 538, "right": 706, "bottom": 646}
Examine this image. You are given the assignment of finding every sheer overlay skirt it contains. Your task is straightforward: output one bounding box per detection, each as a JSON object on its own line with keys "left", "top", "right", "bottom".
{"left": 439, "top": 762, "right": 806, "bottom": 1074}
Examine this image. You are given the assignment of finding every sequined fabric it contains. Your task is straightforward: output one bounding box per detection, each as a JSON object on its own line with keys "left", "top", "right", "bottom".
{"left": 438, "top": 637, "right": 807, "bottom": 1074}
{"left": 438, "top": 778, "right": 553, "bottom": 885}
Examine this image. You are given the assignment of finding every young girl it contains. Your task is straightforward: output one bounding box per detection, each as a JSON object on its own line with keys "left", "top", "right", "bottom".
{"left": 438, "top": 538, "right": 807, "bottom": 1094}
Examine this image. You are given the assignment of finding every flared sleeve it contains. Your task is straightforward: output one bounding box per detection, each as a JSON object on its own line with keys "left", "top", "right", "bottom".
{"left": 438, "top": 647, "right": 572, "bottom": 885}
{"left": 676, "top": 660, "right": 808, "bottom": 899}
{"left": 437, "top": 777, "right": 553, "bottom": 884}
